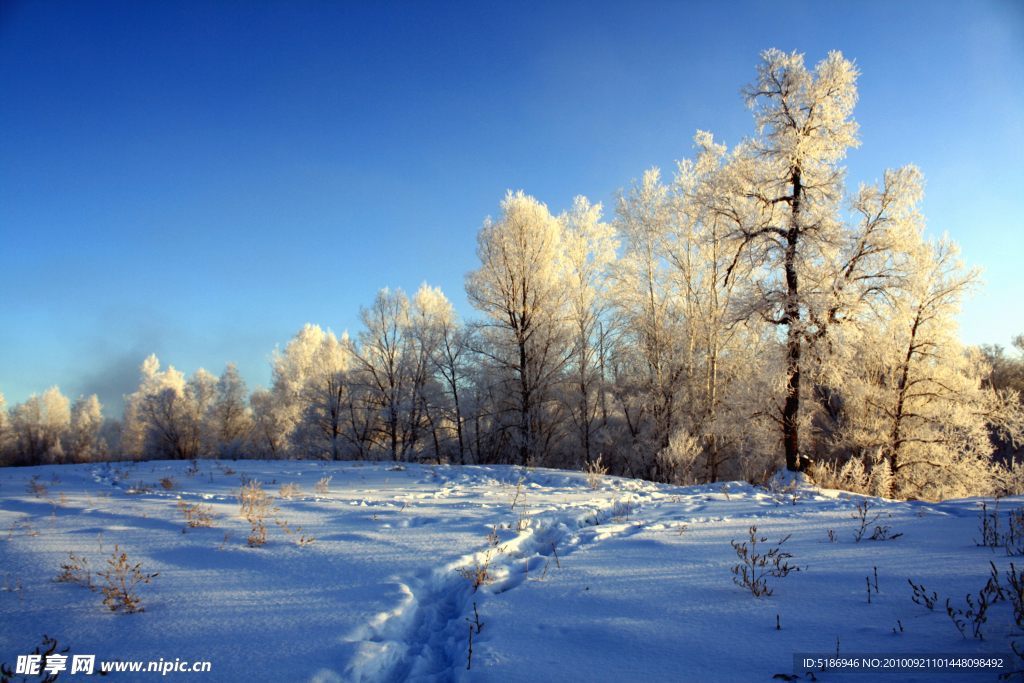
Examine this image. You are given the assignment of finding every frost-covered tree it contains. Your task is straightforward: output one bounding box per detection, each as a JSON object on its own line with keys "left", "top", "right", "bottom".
{"left": 250, "top": 388, "right": 288, "bottom": 458}
{"left": 122, "top": 355, "right": 218, "bottom": 460}
{"left": 185, "top": 368, "right": 218, "bottom": 456}
{"left": 413, "top": 285, "right": 470, "bottom": 463}
{"left": 660, "top": 134, "right": 761, "bottom": 483}
{"left": 208, "top": 362, "right": 253, "bottom": 454}
{"left": 710, "top": 49, "right": 927, "bottom": 473}
{"left": 981, "top": 335, "right": 1024, "bottom": 400}
{"left": 466, "top": 191, "right": 571, "bottom": 465}
{"left": 268, "top": 324, "right": 353, "bottom": 460}
{"left": 612, "top": 174, "right": 690, "bottom": 479}
{"left": 67, "top": 394, "right": 106, "bottom": 463}
{"left": 9, "top": 386, "right": 70, "bottom": 464}
{"left": 839, "top": 239, "right": 1023, "bottom": 499}
{"left": 407, "top": 284, "right": 463, "bottom": 461}
{"left": 296, "top": 329, "right": 352, "bottom": 460}
{"left": 613, "top": 170, "right": 684, "bottom": 475}
{"left": 560, "top": 196, "right": 616, "bottom": 468}
{"left": 353, "top": 287, "right": 417, "bottom": 460}
{"left": 610, "top": 136, "right": 764, "bottom": 484}
{"left": 0, "top": 386, "right": 11, "bottom": 463}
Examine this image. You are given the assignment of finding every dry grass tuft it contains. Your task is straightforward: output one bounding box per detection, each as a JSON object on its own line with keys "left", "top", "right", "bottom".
{"left": 583, "top": 456, "right": 608, "bottom": 490}
{"left": 53, "top": 551, "right": 94, "bottom": 590}
{"left": 98, "top": 545, "right": 157, "bottom": 613}
{"left": 315, "top": 476, "right": 333, "bottom": 496}
{"left": 457, "top": 525, "right": 506, "bottom": 588}
{"left": 276, "top": 519, "right": 316, "bottom": 547}
{"left": 730, "top": 525, "right": 795, "bottom": 597}
{"left": 235, "top": 480, "right": 278, "bottom": 547}
{"left": 26, "top": 475, "right": 47, "bottom": 498}
{"left": 177, "top": 500, "right": 218, "bottom": 529}
{"left": 278, "top": 482, "right": 304, "bottom": 499}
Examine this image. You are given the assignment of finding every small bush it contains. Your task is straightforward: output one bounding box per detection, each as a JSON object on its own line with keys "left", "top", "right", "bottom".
{"left": 852, "top": 500, "right": 879, "bottom": 542}
{"left": 583, "top": 456, "right": 607, "bottom": 490}
{"left": 909, "top": 579, "right": 937, "bottom": 610}
{"left": 7, "top": 514, "right": 38, "bottom": 539}
{"left": 610, "top": 497, "right": 634, "bottom": 523}
{"left": 869, "top": 524, "right": 903, "bottom": 541}
{"left": 159, "top": 476, "right": 179, "bottom": 491}
{"left": 976, "top": 500, "right": 1024, "bottom": 555}
{"left": 278, "top": 483, "right": 304, "bottom": 499}
{"left": 177, "top": 500, "right": 218, "bottom": 529}
{"left": 125, "top": 480, "right": 154, "bottom": 495}
{"left": 97, "top": 545, "right": 157, "bottom": 614}
{"left": 941, "top": 562, "right": 1013, "bottom": 641}
{"left": 236, "top": 480, "right": 278, "bottom": 548}
{"left": 315, "top": 476, "right": 333, "bottom": 496}
{"left": 276, "top": 519, "right": 315, "bottom": 547}
{"left": 26, "top": 475, "right": 47, "bottom": 498}
{"left": 1002, "top": 562, "right": 1024, "bottom": 632}
{"left": 53, "top": 551, "right": 94, "bottom": 590}
{"left": 730, "top": 526, "right": 795, "bottom": 597}
{"left": 457, "top": 526, "right": 506, "bottom": 589}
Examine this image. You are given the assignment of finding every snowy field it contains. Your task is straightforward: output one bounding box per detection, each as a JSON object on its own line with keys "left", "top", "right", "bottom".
{"left": 1, "top": 459, "right": 1020, "bottom": 682}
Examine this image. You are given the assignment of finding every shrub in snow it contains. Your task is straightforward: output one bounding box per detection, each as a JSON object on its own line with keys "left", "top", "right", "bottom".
{"left": 315, "top": 476, "right": 333, "bottom": 495}
{"left": 98, "top": 545, "right": 157, "bottom": 614}
{"left": 235, "top": 479, "right": 278, "bottom": 547}
{"left": 53, "top": 551, "right": 94, "bottom": 590}
{"left": 275, "top": 519, "right": 315, "bottom": 547}
{"left": 457, "top": 525, "right": 506, "bottom": 589}
{"left": 176, "top": 500, "right": 217, "bottom": 530}
{"left": 583, "top": 455, "right": 607, "bottom": 490}
{"left": 730, "top": 526, "right": 795, "bottom": 597}
{"left": 278, "top": 482, "right": 303, "bottom": 498}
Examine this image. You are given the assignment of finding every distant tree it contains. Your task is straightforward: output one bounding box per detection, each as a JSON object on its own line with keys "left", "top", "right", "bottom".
{"left": 67, "top": 394, "right": 106, "bottom": 463}
{"left": 560, "top": 196, "right": 616, "bottom": 468}
{"left": 662, "top": 133, "right": 764, "bottom": 483}
{"left": 294, "top": 329, "right": 351, "bottom": 460}
{"left": 839, "top": 240, "right": 1024, "bottom": 499}
{"left": 122, "top": 355, "right": 217, "bottom": 460}
{"left": 208, "top": 362, "right": 253, "bottom": 452}
{"left": 980, "top": 335, "right": 1024, "bottom": 401}
{"left": 413, "top": 284, "right": 470, "bottom": 463}
{"left": 611, "top": 138, "right": 764, "bottom": 484}
{"left": 10, "top": 386, "right": 70, "bottom": 464}
{"left": 354, "top": 287, "right": 417, "bottom": 460}
{"left": 612, "top": 169, "right": 686, "bottom": 477}
{"left": 250, "top": 388, "right": 288, "bottom": 458}
{"left": 408, "top": 284, "right": 460, "bottom": 462}
{"left": 185, "top": 368, "right": 218, "bottom": 456}
{"left": 263, "top": 325, "right": 323, "bottom": 454}
{"left": 466, "top": 190, "right": 571, "bottom": 465}
{"left": 269, "top": 324, "right": 352, "bottom": 460}
{"left": 0, "top": 386, "right": 10, "bottom": 463}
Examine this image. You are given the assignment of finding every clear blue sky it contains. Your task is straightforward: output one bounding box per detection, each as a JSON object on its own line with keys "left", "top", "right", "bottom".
{"left": 2, "top": 0, "right": 1022, "bottom": 418}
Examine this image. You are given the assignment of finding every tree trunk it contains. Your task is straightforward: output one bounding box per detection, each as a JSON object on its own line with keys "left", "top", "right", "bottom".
{"left": 784, "top": 166, "right": 803, "bottom": 472}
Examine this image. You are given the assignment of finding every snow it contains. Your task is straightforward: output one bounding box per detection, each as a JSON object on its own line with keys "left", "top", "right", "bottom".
{"left": 0, "top": 460, "right": 1019, "bottom": 682}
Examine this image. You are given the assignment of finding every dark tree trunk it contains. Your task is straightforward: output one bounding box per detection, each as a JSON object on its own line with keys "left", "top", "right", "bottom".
{"left": 784, "top": 167, "right": 804, "bottom": 472}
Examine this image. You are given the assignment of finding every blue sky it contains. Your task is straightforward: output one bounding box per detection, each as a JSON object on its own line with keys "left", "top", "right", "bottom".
{"left": 1, "top": 0, "right": 1022, "bottom": 418}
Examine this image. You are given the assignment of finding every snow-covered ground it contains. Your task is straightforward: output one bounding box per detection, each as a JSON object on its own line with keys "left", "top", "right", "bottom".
{"left": 0, "top": 459, "right": 1019, "bottom": 682}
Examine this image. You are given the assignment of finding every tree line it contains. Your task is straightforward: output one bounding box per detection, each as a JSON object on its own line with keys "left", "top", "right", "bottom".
{"left": 2, "top": 50, "right": 1022, "bottom": 501}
